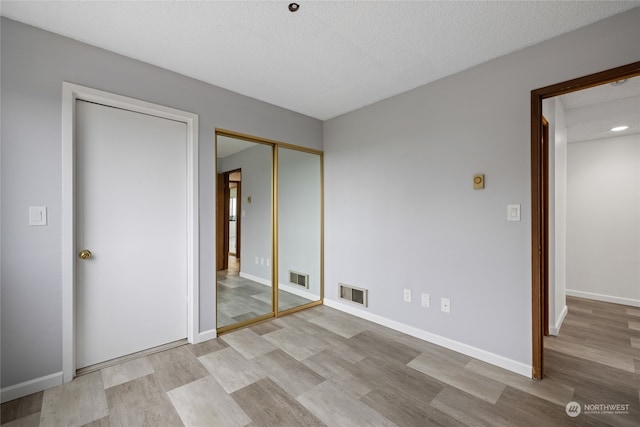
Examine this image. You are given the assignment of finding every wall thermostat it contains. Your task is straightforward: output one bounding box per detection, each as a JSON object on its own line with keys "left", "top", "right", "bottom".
{"left": 473, "top": 174, "right": 485, "bottom": 190}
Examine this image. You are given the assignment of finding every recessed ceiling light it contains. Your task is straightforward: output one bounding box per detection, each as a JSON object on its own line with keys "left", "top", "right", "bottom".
{"left": 610, "top": 125, "right": 629, "bottom": 132}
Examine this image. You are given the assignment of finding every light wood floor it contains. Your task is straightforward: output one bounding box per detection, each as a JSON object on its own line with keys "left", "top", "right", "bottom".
{"left": 2, "top": 297, "right": 639, "bottom": 426}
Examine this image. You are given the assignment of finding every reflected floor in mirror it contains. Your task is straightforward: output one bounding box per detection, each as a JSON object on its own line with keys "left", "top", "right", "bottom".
{"left": 217, "top": 257, "right": 312, "bottom": 328}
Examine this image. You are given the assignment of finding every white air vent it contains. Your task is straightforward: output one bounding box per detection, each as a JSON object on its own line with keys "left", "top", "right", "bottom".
{"left": 289, "top": 271, "right": 310, "bottom": 289}
{"left": 339, "top": 283, "right": 368, "bottom": 307}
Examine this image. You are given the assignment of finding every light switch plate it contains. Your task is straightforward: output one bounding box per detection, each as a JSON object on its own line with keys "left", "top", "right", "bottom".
{"left": 507, "top": 204, "right": 521, "bottom": 221}
{"left": 421, "top": 293, "right": 430, "bottom": 308}
{"left": 29, "top": 206, "right": 47, "bottom": 226}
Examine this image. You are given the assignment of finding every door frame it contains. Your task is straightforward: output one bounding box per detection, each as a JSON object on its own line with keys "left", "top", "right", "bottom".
{"left": 229, "top": 176, "right": 241, "bottom": 258}
{"left": 215, "top": 170, "right": 241, "bottom": 270}
{"left": 61, "top": 82, "right": 199, "bottom": 383}
{"left": 530, "top": 61, "right": 640, "bottom": 379}
{"left": 216, "top": 172, "right": 230, "bottom": 270}
{"left": 541, "top": 116, "right": 549, "bottom": 338}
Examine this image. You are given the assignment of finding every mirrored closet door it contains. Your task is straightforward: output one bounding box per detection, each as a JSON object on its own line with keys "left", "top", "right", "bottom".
{"left": 276, "top": 147, "right": 323, "bottom": 313}
{"left": 216, "top": 130, "right": 323, "bottom": 333}
{"left": 216, "top": 134, "right": 274, "bottom": 330}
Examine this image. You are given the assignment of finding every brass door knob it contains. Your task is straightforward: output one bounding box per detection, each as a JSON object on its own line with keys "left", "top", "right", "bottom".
{"left": 78, "top": 249, "right": 92, "bottom": 260}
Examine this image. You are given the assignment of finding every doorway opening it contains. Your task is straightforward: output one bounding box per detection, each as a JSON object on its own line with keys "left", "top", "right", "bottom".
{"left": 217, "top": 169, "right": 241, "bottom": 273}
{"left": 228, "top": 172, "right": 241, "bottom": 268}
{"left": 531, "top": 61, "right": 640, "bottom": 379}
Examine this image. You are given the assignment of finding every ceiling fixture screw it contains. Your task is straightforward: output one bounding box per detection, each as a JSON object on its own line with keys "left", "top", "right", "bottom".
{"left": 288, "top": 3, "right": 300, "bottom": 12}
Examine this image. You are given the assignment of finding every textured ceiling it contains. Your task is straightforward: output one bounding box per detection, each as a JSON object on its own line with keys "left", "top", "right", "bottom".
{"left": 1, "top": 1, "right": 639, "bottom": 120}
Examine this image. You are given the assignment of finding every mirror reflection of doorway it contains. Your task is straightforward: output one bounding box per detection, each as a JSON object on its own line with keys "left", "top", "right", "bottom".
{"left": 228, "top": 172, "right": 241, "bottom": 271}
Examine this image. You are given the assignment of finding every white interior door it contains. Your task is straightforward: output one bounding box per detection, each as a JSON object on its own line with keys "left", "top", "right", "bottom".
{"left": 76, "top": 100, "right": 188, "bottom": 368}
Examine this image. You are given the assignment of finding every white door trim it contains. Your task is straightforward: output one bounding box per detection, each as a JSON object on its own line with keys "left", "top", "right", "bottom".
{"left": 62, "top": 82, "right": 199, "bottom": 383}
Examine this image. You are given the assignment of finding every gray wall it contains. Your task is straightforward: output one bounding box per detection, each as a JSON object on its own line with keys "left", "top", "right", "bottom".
{"left": 543, "top": 97, "right": 569, "bottom": 335}
{"left": 0, "top": 17, "right": 322, "bottom": 388}
{"left": 567, "top": 133, "right": 640, "bottom": 303}
{"left": 218, "top": 145, "right": 273, "bottom": 281}
{"left": 324, "top": 8, "right": 640, "bottom": 367}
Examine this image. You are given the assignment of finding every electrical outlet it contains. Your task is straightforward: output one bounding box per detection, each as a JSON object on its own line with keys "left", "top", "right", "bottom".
{"left": 421, "top": 293, "right": 430, "bottom": 308}
{"left": 403, "top": 289, "right": 412, "bottom": 302}
{"left": 261, "top": 257, "right": 265, "bottom": 265}
{"left": 255, "top": 256, "right": 259, "bottom": 264}
{"left": 441, "top": 297, "right": 451, "bottom": 314}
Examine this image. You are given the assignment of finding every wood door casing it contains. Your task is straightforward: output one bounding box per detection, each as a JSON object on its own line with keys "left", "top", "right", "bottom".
{"left": 216, "top": 173, "right": 230, "bottom": 271}
{"left": 541, "top": 116, "right": 549, "bottom": 338}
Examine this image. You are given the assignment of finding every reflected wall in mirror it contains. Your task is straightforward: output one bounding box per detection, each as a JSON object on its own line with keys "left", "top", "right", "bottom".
{"left": 216, "top": 135, "right": 273, "bottom": 329}
{"left": 277, "top": 147, "right": 322, "bottom": 312}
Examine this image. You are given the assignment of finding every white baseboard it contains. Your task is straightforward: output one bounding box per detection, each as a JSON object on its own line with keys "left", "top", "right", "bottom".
{"left": 239, "top": 272, "right": 271, "bottom": 287}
{"left": 323, "top": 299, "right": 531, "bottom": 378}
{"left": 1, "top": 371, "right": 63, "bottom": 403}
{"left": 198, "top": 328, "right": 217, "bottom": 342}
{"left": 278, "top": 282, "right": 318, "bottom": 301}
{"left": 566, "top": 290, "right": 640, "bottom": 307}
{"left": 549, "top": 305, "right": 568, "bottom": 336}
